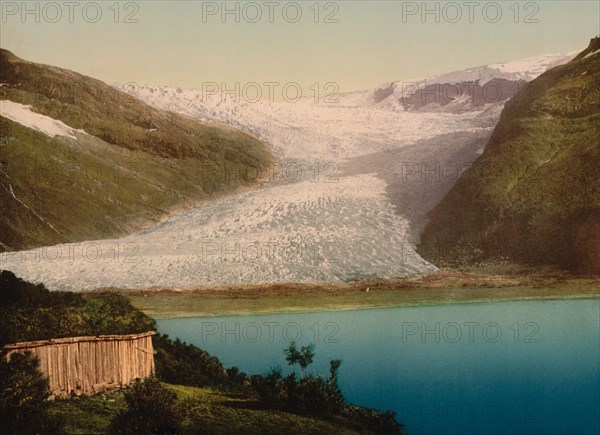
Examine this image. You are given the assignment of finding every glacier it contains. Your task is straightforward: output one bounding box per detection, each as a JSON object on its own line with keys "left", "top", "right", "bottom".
{"left": 0, "top": 52, "right": 575, "bottom": 291}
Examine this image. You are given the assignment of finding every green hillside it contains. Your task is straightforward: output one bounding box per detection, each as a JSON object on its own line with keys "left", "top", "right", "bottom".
{"left": 0, "top": 49, "right": 275, "bottom": 251}
{"left": 418, "top": 37, "right": 600, "bottom": 274}
{"left": 49, "top": 383, "right": 366, "bottom": 435}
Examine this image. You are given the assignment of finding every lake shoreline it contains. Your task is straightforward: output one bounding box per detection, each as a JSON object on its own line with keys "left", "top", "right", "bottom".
{"left": 136, "top": 293, "right": 599, "bottom": 320}
{"left": 114, "top": 271, "right": 600, "bottom": 319}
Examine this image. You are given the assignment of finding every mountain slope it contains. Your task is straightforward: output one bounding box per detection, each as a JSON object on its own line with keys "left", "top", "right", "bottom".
{"left": 0, "top": 49, "right": 275, "bottom": 251}
{"left": 418, "top": 37, "right": 600, "bottom": 274}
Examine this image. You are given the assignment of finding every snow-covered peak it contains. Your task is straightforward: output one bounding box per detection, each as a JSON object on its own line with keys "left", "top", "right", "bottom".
{"left": 338, "top": 50, "right": 578, "bottom": 109}
{"left": 431, "top": 51, "right": 578, "bottom": 85}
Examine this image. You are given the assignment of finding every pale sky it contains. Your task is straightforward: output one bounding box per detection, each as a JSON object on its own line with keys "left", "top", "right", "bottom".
{"left": 1, "top": 1, "right": 598, "bottom": 92}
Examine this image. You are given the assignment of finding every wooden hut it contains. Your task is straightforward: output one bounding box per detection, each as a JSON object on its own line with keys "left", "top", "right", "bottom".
{"left": 4, "top": 331, "right": 156, "bottom": 396}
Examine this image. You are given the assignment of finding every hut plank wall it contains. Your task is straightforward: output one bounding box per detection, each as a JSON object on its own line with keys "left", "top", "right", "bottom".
{"left": 4, "top": 332, "right": 155, "bottom": 397}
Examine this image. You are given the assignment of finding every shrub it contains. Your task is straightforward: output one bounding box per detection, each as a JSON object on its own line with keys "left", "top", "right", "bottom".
{"left": 290, "top": 374, "right": 345, "bottom": 416}
{"left": 109, "top": 376, "right": 182, "bottom": 435}
{"left": 286, "top": 358, "right": 345, "bottom": 416}
{"left": 226, "top": 366, "right": 248, "bottom": 384}
{"left": 250, "top": 367, "right": 288, "bottom": 407}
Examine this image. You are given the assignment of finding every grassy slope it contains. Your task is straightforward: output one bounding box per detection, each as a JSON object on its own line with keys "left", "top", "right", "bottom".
{"left": 418, "top": 38, "right": 600, "bottom": 274}
{"left": 49, "top": 384, "right": 361, "bottom": 435}
{"left": 0, "top": 49, "right": 275, "bottom": 251}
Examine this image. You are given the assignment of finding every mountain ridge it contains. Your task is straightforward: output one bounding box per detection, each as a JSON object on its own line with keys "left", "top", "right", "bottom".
{"left": 0, "top": 49, "right": 275, "bottom": 252}
{"left": 418, "top": 37, "right": 600, "bottom": 274}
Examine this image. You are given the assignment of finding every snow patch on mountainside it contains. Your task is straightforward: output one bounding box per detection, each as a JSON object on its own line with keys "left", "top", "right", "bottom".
{"left": 583, "top": 48, "right": 600, "bottom": 59}
{"left": 0, "top": 100, "right": 86, "bottom": 139}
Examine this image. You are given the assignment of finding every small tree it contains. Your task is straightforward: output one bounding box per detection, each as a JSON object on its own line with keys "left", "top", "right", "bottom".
{"left": 284, "top": 342, "right": 315, "bottom": 379}
{"left": 284, "top": 341, "right": 300, "bottom": 376}
{"left": 109, "top": 376, "right": 182, "bottom": 435}
{"left": 298, "top": 343, "right": 315, "bottom": 378}
{"left": 329, "top": 359, "right": 342, "bottom": 382}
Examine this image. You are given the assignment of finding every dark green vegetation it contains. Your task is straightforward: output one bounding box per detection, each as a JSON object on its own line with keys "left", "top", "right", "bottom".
{"left": 0, "top": 49, "right": 275, "bottom": 251}
{"left": 153, "top": 334, "right": 228, "bottom": 388}
{"left": 0, "top": 270, "right": 402, "bottom": 434}
{"left": 419, "top": 37, "right": 600, "bottom": 274}
{"left": 0, "top": 352, "right": 62, "bottom": 434}
{"left": 251, "top": 342, "right": 401, "bottom": 433}
{"left": 0, "top": 270, "right": 154, "bottom": 346}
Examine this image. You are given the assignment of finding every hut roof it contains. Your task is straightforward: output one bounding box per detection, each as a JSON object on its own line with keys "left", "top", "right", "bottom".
{"left": 3, "top": 331, "right": 156, "bottom": 350}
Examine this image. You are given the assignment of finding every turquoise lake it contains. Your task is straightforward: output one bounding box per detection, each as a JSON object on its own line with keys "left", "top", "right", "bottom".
{"left": 156, "top": 299, "right": 600, "bottom": 435}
